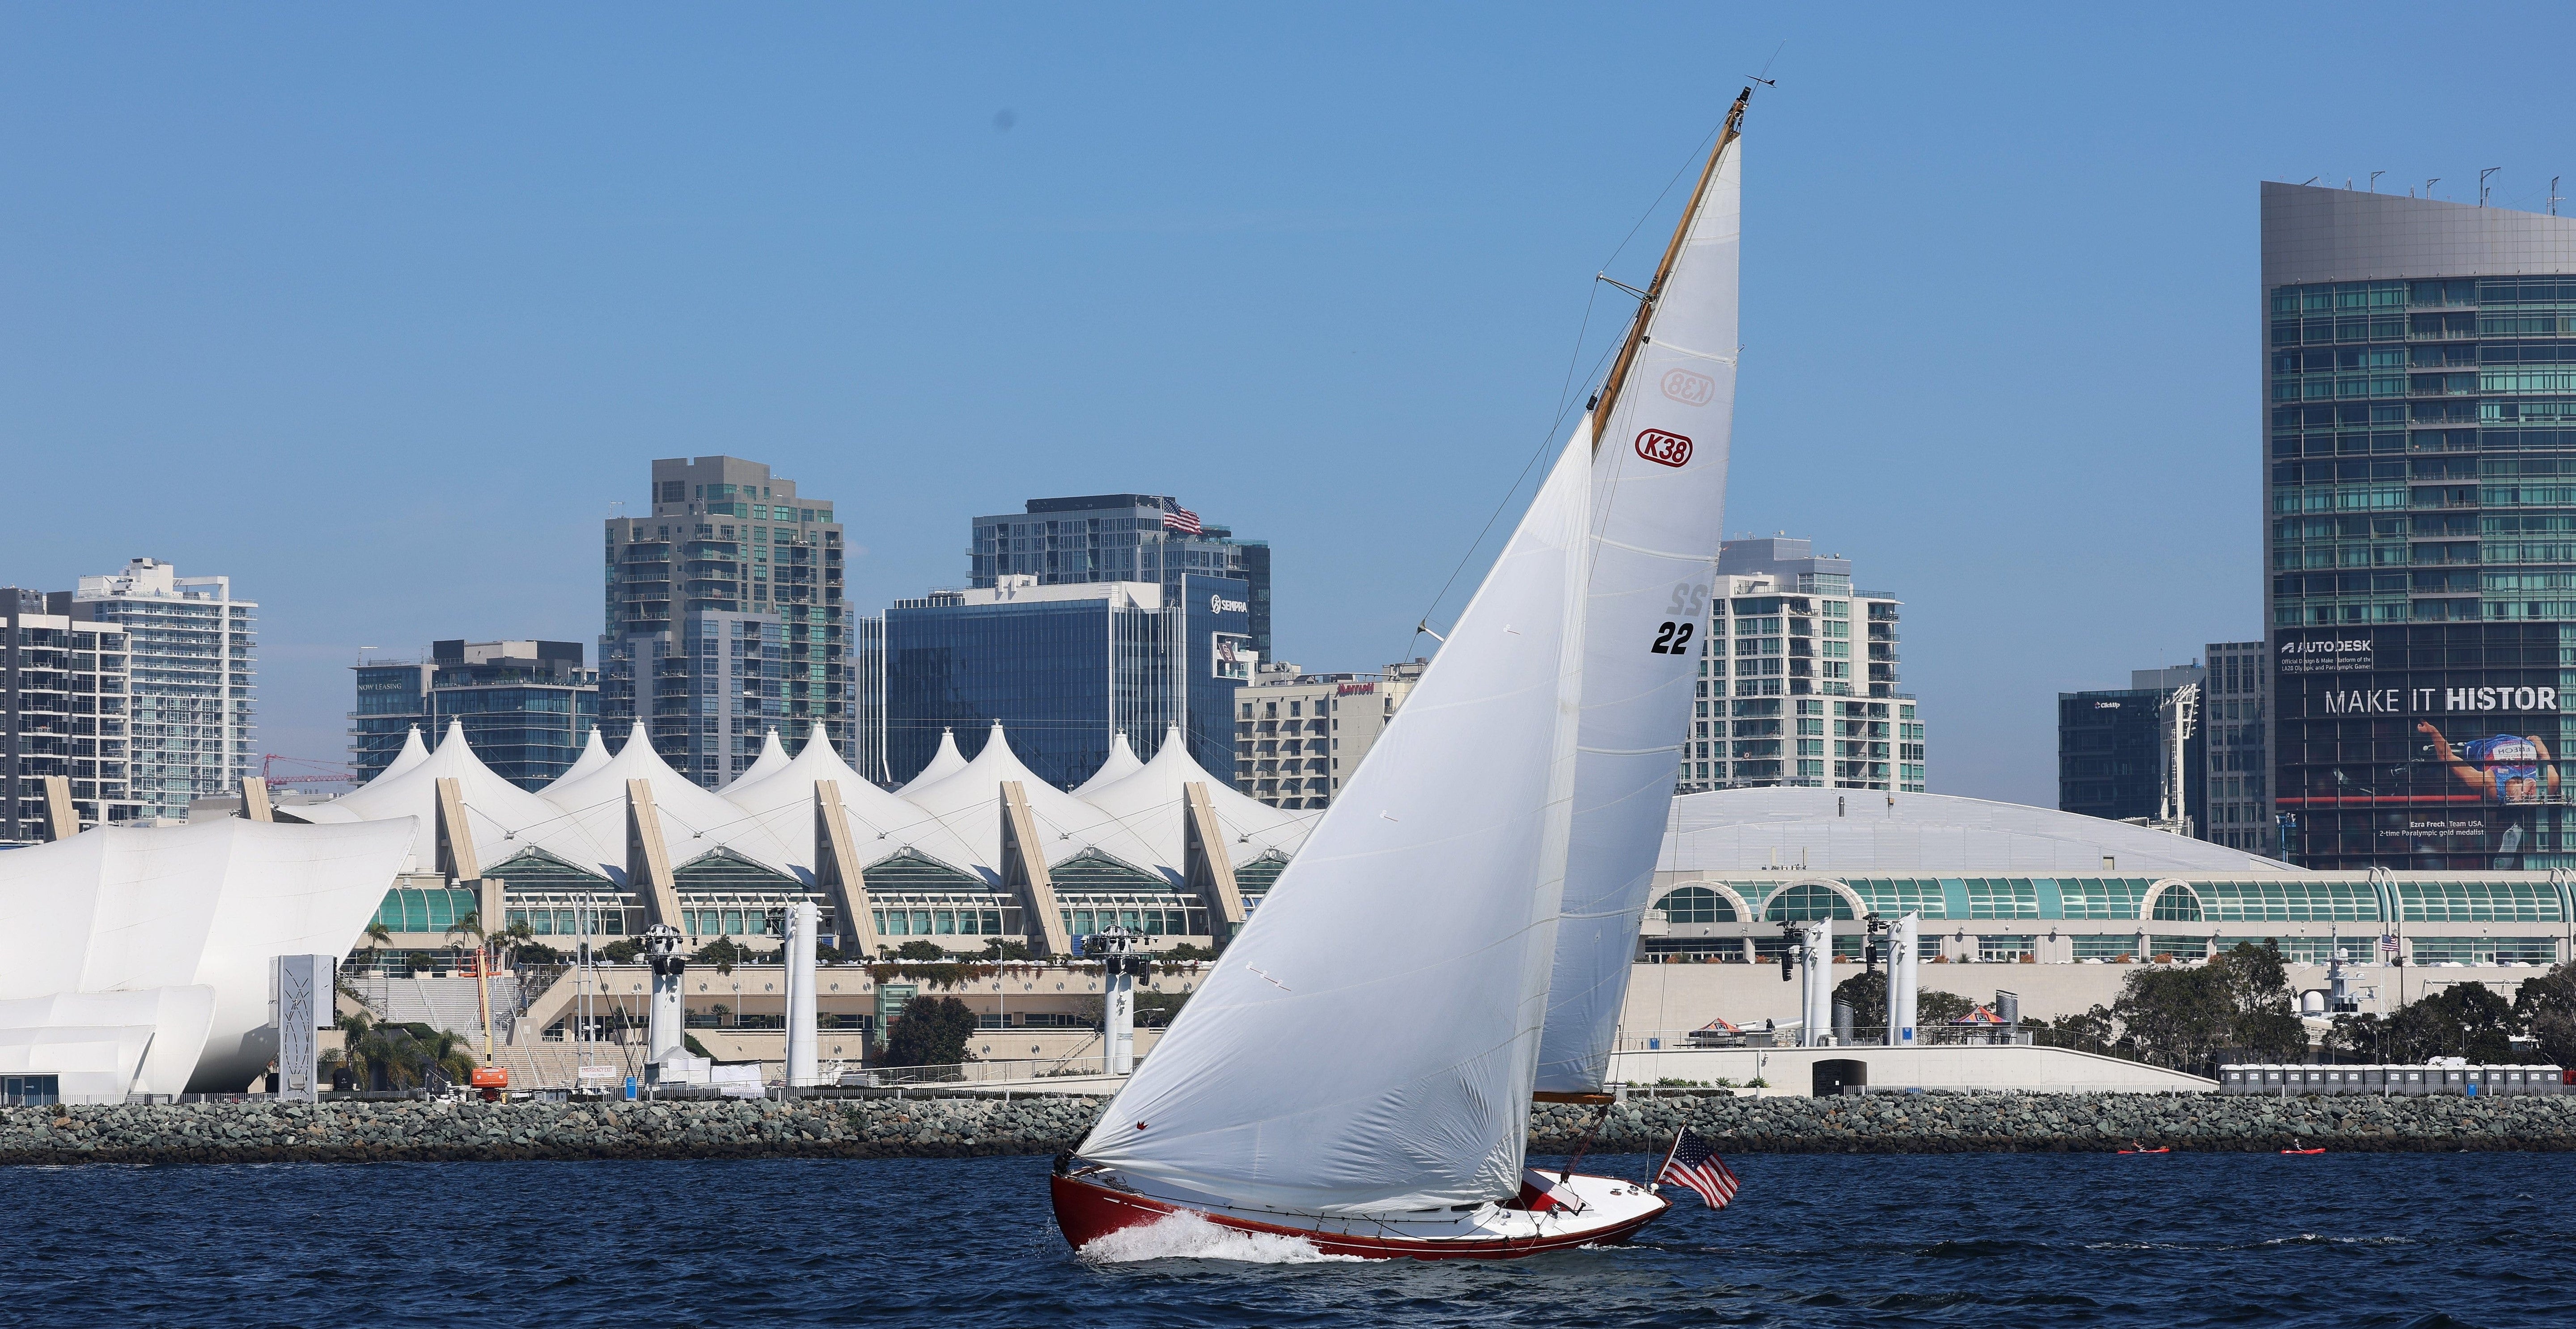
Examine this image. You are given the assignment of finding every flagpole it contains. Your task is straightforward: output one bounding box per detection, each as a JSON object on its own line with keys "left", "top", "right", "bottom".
{"left": 1650, "top": 1126, "right": 1685, "bottom": 1196}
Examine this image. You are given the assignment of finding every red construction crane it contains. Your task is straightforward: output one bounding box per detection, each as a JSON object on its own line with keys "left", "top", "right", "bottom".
{"left": 260, "top": 754, "right": 358, "bottom": 789}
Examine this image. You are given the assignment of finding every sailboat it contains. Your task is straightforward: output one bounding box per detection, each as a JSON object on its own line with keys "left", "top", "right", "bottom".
{"left": 1051, "top": 88, "right": 1750, "bottom": 1261}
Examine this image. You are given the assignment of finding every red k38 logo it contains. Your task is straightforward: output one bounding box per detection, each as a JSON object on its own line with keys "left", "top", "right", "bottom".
{"left": 1634, "top": 429, "right": 1692, "bottom": 468}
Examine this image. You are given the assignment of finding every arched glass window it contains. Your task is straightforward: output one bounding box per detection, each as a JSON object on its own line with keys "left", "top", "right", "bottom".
{"left": 1653, "top": 886, "right": 1734, "bottom": 923}
{"left": 1764, "top": 882, "right": 1854, "bottom": 921}
{"left": 2150, "top": 883, "right": 2204, "bottom": 922}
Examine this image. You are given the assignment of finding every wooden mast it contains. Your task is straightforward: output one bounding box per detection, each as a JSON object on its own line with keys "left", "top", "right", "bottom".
{"left": 1589, "top": 86, "right": 1752, "bottom": 453}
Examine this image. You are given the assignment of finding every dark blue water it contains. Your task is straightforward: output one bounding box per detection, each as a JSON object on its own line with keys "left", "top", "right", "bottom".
{"left": 5, "top": 1151, "right": 2566, "bottom": 1326}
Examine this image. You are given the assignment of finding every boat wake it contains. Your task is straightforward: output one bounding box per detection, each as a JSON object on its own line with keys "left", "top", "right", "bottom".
{"left": 1078, "top": 1210, "right": 1368, "bottom": 1265}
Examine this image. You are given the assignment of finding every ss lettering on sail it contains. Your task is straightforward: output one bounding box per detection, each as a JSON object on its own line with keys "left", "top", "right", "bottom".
{"left": 1660, "top": 367, "right": 1716, "bottom": 406}
{"left": 1634, "top": 429, "right": 1692, "bottom": 468}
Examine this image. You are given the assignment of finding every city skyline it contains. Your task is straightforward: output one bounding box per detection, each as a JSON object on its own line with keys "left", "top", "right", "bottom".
{"left": 17, "top": 8, "right": 2576, "bottom": 806}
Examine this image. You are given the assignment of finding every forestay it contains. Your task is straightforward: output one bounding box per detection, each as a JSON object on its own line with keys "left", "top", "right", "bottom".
{"left": 1535, "top": 123, "right": 1743, "bottom": 1095}
{"left": 1076, "top": 432, "right": 1593, "bottom": 1215}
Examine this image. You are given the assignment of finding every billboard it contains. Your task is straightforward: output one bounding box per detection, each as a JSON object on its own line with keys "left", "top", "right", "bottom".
{"left": 2275, "top": 625, "right": 2568, "bottom": 869}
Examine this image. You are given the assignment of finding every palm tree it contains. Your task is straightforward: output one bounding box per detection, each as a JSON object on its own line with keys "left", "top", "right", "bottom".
{"left": 359, "top": 921, "right": 394, "bottom": 978}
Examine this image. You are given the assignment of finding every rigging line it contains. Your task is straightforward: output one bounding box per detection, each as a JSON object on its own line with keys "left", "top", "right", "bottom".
{"left": 1598, "top": 122, "right": 1726, "bottom": 278}
{"left": 1401, "top": 336, "right": 1623, "bottom": 662}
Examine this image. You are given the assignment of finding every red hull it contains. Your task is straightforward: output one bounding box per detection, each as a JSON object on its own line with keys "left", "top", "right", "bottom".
{"left": 1050, "top": 1171, "right": 1669, "bottom": 1261}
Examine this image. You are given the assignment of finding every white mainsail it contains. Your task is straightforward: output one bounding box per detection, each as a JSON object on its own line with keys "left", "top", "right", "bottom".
{"left": 1076, "top": 431, "right": 1594, "bottom": 1214}
{"left": 1534, "top": 103, "right": 1745, "bottom": 1095}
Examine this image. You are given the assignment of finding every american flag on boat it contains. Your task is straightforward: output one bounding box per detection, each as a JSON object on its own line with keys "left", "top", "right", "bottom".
{"left": 1657, "top": 1126, "right": 1741, "bottom": 1209}
{"left": 1163, "top": 504, "right": 1202, "bottom": 535}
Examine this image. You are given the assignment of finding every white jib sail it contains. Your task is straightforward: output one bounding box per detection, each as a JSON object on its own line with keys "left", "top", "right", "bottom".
{"left": 1534, "top": 128, "right": 1742, "bottom": 1095}
{"left": 1076, "top": 431, "right": 1593, "bottom": 1215}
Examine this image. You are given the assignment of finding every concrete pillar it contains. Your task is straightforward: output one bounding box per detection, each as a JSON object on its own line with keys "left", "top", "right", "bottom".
{"left": 1800, "top": 920, "right": 1831, "bottom": 1047}
{"left": 1887, "top": 913, "right": 1919, "bottom": 1047}
{"left": 1095, "top": 925, "right": 1140, "bottom": 1075}
{"left": 39, "top": 775, "right": 77, "bottom": 841}
{"left": 784, "top": 900, "right": 819, "bottom": 1089}
{"left": 645, "top": 923, "right": 686, "bottom": 1065}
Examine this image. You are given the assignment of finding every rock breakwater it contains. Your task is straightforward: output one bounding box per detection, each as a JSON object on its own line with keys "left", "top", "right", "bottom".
{"left": 5, "top": 1091, "right": 2574, "bottom": 1165}
{"left": 1529, "top": 1091, "right": 2576, "bottom": 1154}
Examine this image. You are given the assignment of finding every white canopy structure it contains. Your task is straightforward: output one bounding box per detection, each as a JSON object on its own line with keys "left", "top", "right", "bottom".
{"left": 1658, "top": 786, "right": 2300, "bottom": 876}
{"left": 369, "top": 726, "right": 432, "bottom": 790}
{"left": 0, "top": 988, "right": 215, "bottom": 1101}
{"left": 721, "top": 730, "right": 792, "bottom": 792}
{"left": 900, "top": 723, "right": 1168, "bottom": 880}
{"left": 1080, "top": 725, "right": 1315, "bottom": 869}
{"left": 1073, "top": 732, "right": 1144, "bottom": 795}
{"left": 543, "top": 722, "right": 803, "bottom": 882}
{"left": 902, "top": 729, "right": 970, "bottom": 792}
{"left": 296, "top": 720, "right": 612, "bottom": 879}
{"left": 720, "top": 732, "right": 988, "bottom": 883}
{"left": 0, "top": 816, "right": 417, "bottom": 1092}
{"left": 544, "top": 726, "right": 612, "bottom": 794}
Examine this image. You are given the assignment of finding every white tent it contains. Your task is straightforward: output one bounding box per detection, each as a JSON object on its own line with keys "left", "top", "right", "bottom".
{"left": 0, "top": 988, "right": 216, "bottom": 1101}
{"left": 720, "top": 729, "right": 792, "bottom": 792}
{"left": 306, "top": 720, "right": 612, "bottom": 879}
{"left": 1073, "top": 731, "right": 1144, "bottom": 796}
{"left": 366, "top": 726, "right": 432, "bottom": 790}
{"left": 543, "top": 726, "right": 612, "bottom": 794}
{"left": 541, "top": 722, "right": 804, "bottom": 882}
{"left": 720, "top": 732, "right": 988, "bottom": 882}
{"left": 0, "top": 815, "right": 417, "bottom": 1092}
{"left": 900, "top": 723, "right": 1168, "bottom": 879}
{"left": 901, "top": 729, "right": 970, "bottom": 792}
{"left": 1080, "top": 725, "right": 1316, "bottom": 868}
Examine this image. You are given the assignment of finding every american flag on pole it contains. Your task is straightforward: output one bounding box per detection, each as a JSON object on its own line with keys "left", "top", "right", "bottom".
{"left": 1656, "top": 1126, "right": 1741, "bottom": 1209}
{"left": 1163, "top": 504, "right": 1202, "bottom": 535}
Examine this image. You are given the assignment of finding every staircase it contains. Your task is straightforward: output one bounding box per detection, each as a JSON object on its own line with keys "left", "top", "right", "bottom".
{"left": 357, "top": 974, "right": 524, "bottom": 1045}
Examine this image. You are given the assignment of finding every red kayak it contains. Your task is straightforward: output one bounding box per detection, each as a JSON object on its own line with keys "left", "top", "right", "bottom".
{"left": 2280, "top": 1147, "right": 2327, "bottom": 1155}
{"left": 2116, "top": 1147, "right": 2170, "bottom": 1155}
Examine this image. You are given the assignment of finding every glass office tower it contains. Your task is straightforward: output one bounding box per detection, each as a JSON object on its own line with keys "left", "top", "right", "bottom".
{"left": 878, "top": 574, "right": 1251, "bottom": 789}
{"left": 2264, "top": 182, "right": 2576, "bottom": 869}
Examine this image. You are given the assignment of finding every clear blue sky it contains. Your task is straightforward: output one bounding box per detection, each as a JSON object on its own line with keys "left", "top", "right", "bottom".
{"left": 7, "top": 4, "right": 2574, "bottom": 806}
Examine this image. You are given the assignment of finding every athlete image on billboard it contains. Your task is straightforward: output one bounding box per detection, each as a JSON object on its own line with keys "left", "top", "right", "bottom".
{"left": 2416, "top": 722, "right": 2559, "bottom": 805}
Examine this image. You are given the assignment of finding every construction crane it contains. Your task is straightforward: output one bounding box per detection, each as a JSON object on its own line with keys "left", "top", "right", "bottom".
{"left": 259, "top": 754, "right": 358, "bottom": 790}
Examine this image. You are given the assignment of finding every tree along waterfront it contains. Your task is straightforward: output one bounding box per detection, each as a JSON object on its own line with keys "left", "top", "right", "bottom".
{"left": 1844, "top": 947, "right": 2576, "bottom": 1080}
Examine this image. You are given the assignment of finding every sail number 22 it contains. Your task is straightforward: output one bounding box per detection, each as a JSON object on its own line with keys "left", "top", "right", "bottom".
{"left": 1650, "top": 582, "right": 1710, "bottom": 654}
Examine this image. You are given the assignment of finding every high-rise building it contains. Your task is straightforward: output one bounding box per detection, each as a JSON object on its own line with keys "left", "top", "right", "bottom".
{"left": 71, "top": 559, "right": 254, "bottom": 824}
{"left": 2263, "top": 183, "right": 2576, "bottom": 869}
{"left": 0, "top": 587, "right": 137, "bottom": 842}
{"left": 350, "top": 640, "right": 597, "bottom": 790}
{"left": 1235, "top": 658, "right": 1424, "bottom": 810}
{"left": 870, "top": 573, "right": 1250, "bottom": 789}
{"left": 2201, "top": 640, "right": 2271, "bottom": 853}
{"left": 1680, "top": 536, "right": 1923, "bottom": 794}
{"left": 2060, "top": 665, "right": 2207, "bottom": 835}
{"left": 970, "top": 494, "right": 1271, "bottom": 663}
{"left": 601, "top": 457, "right": 850, "bottom": 789}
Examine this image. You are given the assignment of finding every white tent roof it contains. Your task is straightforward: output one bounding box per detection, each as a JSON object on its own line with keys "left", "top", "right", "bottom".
{"left": 544, "top": 726, "right": 612, "bottom": 794}
{"left": 901, "top": 723, "right": 1169, "bottom": 879}
{"left": 372, "top": 726, "right": 431, "bottom": 789}
{"left": 721, "top": 730, "right": 791, "bottom": 792}
{"left": 1080, "top": 725, "right": 1316, "bottom": 868}
{"left": 1074, "top": 731, "right": 1144, "bottom": 795}
{"left": 720, "top": 732, "right": 989, "bottom": 882}
{"left": 321, "top": 721, "right": 612, "bottom": 878}
{"left": 902, "top": 729, "right": 970, "bottom": 792}
{"left": 1656, "top": 787, "right": 2303, "bottom": 876}
{"left": 542, "top": 722, "right": 804, "bottom": 881}
{"left": 0, "top": 815, "right": 416, "bottom": 1092}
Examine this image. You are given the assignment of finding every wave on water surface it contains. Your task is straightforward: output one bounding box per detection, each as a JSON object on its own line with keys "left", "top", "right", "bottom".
{"left": 1079, "top": 1210, "right": 1368, "bottom": 1265}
